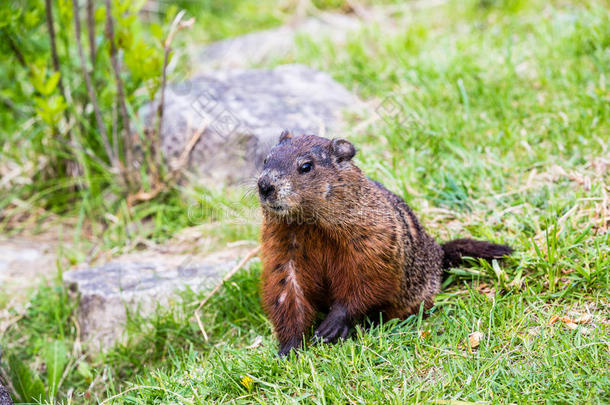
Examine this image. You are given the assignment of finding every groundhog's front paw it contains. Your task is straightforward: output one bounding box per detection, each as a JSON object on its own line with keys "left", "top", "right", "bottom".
{"left": 313, "top": 303, "right": 351, "bottom": 343}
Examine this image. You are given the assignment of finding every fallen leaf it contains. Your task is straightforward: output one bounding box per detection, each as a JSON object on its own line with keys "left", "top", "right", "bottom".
{"left": 419, "top": 329, "right": 431, "bottom": 340}
{"left": 562, "top": 320, "right": 578, "bottom": 330}
{"left": 573, "top": 314, "right": 593, "bottom": 324}
{"left": 548, "top": 311, "right": 602, "bottom": 334}
{"left": 477, "top": 283, "right": 496, "bottom": 299}
{"left": 468, "top": 331, "right": 484, "bottom": 350}
{"left": 246, "top": 335, "right": 263, "bottom": 349}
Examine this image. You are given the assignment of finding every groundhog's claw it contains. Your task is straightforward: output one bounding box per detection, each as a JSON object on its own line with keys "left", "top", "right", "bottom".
{"left": 278, "top": 335, "right": 302, "bottom": 357}
{"left": 278, "top": 344, "right": 295, "bottom": 357}
{"left": 314, "top": 303, "right": 351, "bottom": 343}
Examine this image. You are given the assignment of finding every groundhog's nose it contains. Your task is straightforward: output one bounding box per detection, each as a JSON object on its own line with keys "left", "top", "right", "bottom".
{"left": 258, "top": 177, "right": 275, "bottom": 200}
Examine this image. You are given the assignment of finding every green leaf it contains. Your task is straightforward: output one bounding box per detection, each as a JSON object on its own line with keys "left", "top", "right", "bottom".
{"left": 44, "top": 339, "right": 69, "bottom": 400}
{"left": 29, "top": 64, "right": 47, "bottom": 95}
{"left": 491, "top": 259, "right": 508, "bottom": 288}
{"left": 150, "top": 23, "right": 163, "bottom": 41}
{"left": 34, "top": 95, "right": 67, "bottom": 126}
{"left": 77, "top": 362, "right": 93, "bottom": 383}
{"left": 43, "top": 72, "right": 61, "bottom": 96}
{"left": 57, "top": 0, "right": 73, "bottom": 26}
{"left": 95, "top": 5, "right": 106, "bottom": 24}
{"left": 129, "top": 0, "right": 149, "bottom": 14}
{"left": 8, "top": 355, "right": 45, "bottom": 403}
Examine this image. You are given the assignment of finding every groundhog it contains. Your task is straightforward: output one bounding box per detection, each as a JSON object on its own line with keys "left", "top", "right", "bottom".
{"left": 258, "top": 131, "right": 513, "bottom": 356}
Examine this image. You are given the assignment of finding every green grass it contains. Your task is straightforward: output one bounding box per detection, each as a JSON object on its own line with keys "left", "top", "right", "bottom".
{"left": 1, "top": 0, "right": 609, "bottom": 403}
{"left": 115, "top": 272, "right": 610, "bottom": 403}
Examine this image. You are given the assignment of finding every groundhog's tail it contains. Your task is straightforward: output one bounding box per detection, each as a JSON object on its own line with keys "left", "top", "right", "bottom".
{"left": 441, "top": 238, "right": 513, "bottom": 270}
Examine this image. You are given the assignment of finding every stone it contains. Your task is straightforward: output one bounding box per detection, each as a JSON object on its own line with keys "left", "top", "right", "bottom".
{"left": 63, "top": 248, "right": 254, "bottom": 351}
{"left": 139, "top": 64, "right": 361, "bottom": 185}
{"left": 0, "top": 384, "right": 12, "bottom": 405}
{"left": 193, "top": 13, "right": 362, "bottom": 72}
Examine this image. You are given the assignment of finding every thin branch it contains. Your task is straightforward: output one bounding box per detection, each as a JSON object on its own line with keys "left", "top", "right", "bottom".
{"left": 86, "top": 0, "right": 96, "bottom": 66}
{"left": 126, "top": 183, "right": 164, "bottom": 207}
{"left": 156, "top": 11, "right": 194, "bottom": 169}
{"left": 125, "top": 124, "right": 205, "bottom": 206}
{"left": 112, "top": 99, "right": 119, "bottom": 160}
{"left": 123, "top": 10, "right": 194, "bottom": 207}
{"left": 172, "top": 125, "right": 205, "bottom": 173}
{"left": 345, "top": 0, "right": 373, "bottom": 21}
{"left": 44, "top": 0, "right": 65, "bottom": 97}
{"left": 71, "top": 0, "right": 117, "bottom": 169}
{"left": 2, "top": 30, "right": 26, "bottom": 67}
{"left": 194, "top": 246, "right": 261, "bottom": 340}
{"left": 105, "top": 0, "right": 133, "bottom": 185}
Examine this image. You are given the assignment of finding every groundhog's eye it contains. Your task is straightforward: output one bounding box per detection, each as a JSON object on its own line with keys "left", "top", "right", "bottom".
{"left": 298, "top": 162, "right": 313, "bottom": 174}
{"left": 263, "top": 157, "right": 268, "bottom": 165}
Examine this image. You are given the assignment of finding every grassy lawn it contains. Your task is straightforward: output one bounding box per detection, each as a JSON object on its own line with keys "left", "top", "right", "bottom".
{"left": 1, "top": 0, "right": 609, "bottom": 403}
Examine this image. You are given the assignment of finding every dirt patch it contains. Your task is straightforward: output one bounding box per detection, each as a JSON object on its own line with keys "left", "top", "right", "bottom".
{"left": 0, "top": 236, "right": 60, "bottom": 304}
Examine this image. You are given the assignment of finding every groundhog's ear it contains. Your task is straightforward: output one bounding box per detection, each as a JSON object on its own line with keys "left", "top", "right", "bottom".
{"left": 279, "top": 130, "right": 293, "bottom": 143}
{"left": 330, "top": 138, "right": 356, "bottom": 163}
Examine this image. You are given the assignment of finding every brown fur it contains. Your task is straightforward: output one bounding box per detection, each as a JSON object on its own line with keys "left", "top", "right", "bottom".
{"left": 258, "top": 133, "right": 513, "bottom": 356}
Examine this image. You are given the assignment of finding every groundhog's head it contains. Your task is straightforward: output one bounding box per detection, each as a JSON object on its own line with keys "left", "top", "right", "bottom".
{"left": 257, "top": 131, "right": 356, "bottom": 218}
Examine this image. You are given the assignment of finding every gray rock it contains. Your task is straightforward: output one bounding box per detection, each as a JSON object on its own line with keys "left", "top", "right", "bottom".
{"left": 139, "top": 64, "right": 360, "bottom": 185}
{"left": 64, "top": 252, "right": 245, "bottom": 351}
{"left": 194, "top": 13, "right": 362, "bottom": 71}
{"left": 0, "top": 384, "right": 12, "bottom": 405}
